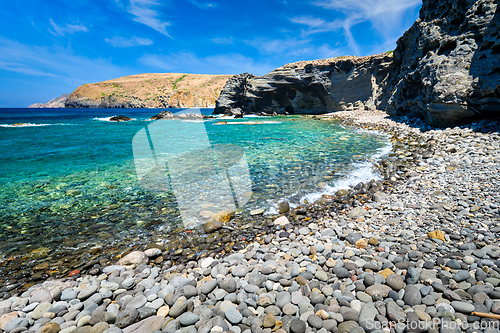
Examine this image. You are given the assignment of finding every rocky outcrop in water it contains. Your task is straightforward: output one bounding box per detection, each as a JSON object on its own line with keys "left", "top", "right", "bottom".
{"left": 384, "top": 0, "right": 500, "bottom": 125}
{"left": 150, "top": 111, "right": 215, "bottom": 120}
{"left": 109, "top": 115, "right": 132, "bottom": 122}
{"left": 28, "top": 94, "right": 69, "bottom": 108}
{"left": 214, "top": 0, "right": 499, "bottom": 125}
{"left": 214, "top": 54, "right": 393, "bottom": 116}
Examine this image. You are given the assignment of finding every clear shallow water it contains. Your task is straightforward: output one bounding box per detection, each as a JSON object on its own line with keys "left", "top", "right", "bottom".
{"left": 0, "top": 108, "right": 389, "bottom": 260}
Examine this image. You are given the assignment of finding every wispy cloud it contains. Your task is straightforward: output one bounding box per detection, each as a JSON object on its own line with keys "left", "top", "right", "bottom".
{"left": 245, "top": 37, "right": 338, "bottom": 60}
{"left": 291, "top": 0, "right": 421, "bottom": 55}
{"left": 246, "top": 37, "right": 311, "bottom": 55}
{"left": 314, "top": 0, "right": 421, "bottom": 34}
{"left": 211, "top": 37, "right": 234, "bottom": 45}
{"left": 0, "top": 37, "right": 126, "bottom": 84}
{"left": 139, "top": 52, "right": 274, "bottom": 76}
{"left": 105, "top": 36, "right": 153, "bottom": 47}
{"left": 0, "top": 60, "right": 56, "bottom": 77}
{"left": 190, "top": 0, "right": 217, "bottom": 8}
{"left": 49, "top": 19, "right": 88, "bottom": 36}
{"left": 290, "top": 16, "right": 331, "bottom": 29}
{"left": 127, "top": 0, "right": 171, "bottom": 37}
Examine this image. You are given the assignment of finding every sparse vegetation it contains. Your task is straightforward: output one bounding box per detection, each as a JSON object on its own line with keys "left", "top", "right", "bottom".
{"left": 172, "top": 75, "right": 187, "bottom": 90}
{"left": 67, "top": 73, "right": 231, "bottom": 108}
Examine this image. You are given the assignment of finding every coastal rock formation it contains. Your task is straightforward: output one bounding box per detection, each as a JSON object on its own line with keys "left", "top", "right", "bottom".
{"left": 28, "top": 94, "right": 69, "bottom": 108}
{"left": 65, "top": 73, "right": 231, "bottom": 109}
{"left": 214, "top": 54, "right": 393, "bottom": 116}
{"left": 109, "top": 115, "right": 132, "bottom": 122}
{"left": 215, "top": 73, "right": 256, "bottom": 116}
{"left": 384, "top": 0, "right": 500, "bottom": 125}
{"left": 150, "top": 110, "right": 214, "bottom": 120}
{"left": 215, "top": 0, "right": 499, "bottom": 125}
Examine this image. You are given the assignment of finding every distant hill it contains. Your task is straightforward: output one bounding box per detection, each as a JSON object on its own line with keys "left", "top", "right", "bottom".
{"left": 64, "top": 73, "right": 232, "bottom": 108}
{"left": 28, "top": 94, "right": 69, "bottom": 108}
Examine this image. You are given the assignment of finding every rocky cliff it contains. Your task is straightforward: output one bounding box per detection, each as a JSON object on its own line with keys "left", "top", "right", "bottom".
{"left": 214, "top": 54, "right": 393, "bottom": 116}
{"left": 215, "top": 0, "right": 499, "bottom": 125}
{"left": 385, "top": 0, "right": 500, "bottom": 125}
{"left": 65, "top": 73, "right": 231, "bottom": 109}
{"left": 28, "top": 94, "right": 69, "bottom": 108}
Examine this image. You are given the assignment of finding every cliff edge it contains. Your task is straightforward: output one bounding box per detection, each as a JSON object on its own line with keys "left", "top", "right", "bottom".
{"left": 65, "top": 73, "right": 231, "bottom": 109}
{"left": 214, "top": 53, "right": 393, "bottom": 116}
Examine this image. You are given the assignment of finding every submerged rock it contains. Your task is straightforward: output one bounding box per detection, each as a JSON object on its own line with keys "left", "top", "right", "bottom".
{"left": 109, "top": 115, "right": 132, "bottom": 122}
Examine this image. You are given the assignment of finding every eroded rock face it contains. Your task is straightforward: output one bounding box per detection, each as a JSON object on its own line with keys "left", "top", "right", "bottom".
{"left": 215, "top": 73, "right": 256, "bottom": 116}
{"left": 213, "top": 54, "right": 393, "bottom": 116}
{"left": 384, "top": 0, "right": 500, "bottom": 126}
{"left": 65, "top": 95, "right": 146, "bottom": 108}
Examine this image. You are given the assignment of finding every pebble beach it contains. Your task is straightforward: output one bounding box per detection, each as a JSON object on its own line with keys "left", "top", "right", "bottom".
{"left": 1, "top": 110, "right": 499, "bottom": 333}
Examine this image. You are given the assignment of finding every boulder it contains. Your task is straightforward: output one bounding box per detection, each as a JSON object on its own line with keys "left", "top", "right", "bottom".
{"left": 117, "top": 251, "right": 148, "bottom": 269}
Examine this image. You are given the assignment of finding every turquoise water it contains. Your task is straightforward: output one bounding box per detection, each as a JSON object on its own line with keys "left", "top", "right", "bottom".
{"left": 0, "top": 108, "right": 389, "bottom": 262}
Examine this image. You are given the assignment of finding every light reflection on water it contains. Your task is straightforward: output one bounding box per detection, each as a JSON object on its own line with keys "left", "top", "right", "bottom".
{"left": 0, "top": 108, "right": 389, "bottom": 258}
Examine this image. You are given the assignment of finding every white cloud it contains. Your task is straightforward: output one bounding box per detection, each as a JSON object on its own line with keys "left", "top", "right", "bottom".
{"left": 245, "top": 37, "right": 338, "bottom": 60}
{"left": 0, "top": 37, "right": 127, "bottom": 85}
{"left": 105, "top": 36, "right": 154, "bottom": 47}
{"left": 0, "top": 60, "right": 56, "bottom": 77}
{"left": 291, "top": 0, "right": 421, "bottom": 55}
{"left": 49, "top": 19, "right": 88, "bottom": 36}
{"left": 190, "top": 0, "right": 217, "bottom": 8}
{"left": 211, "top": 37, "right": 234, "bottom": 45}
{"left": 289, "top": 16, "right": 330, "bottom": 29}
{"left": 314, "top": 0, "right": 421, "bottom": 34}
{"left": 128, "top": 0, "right": 171, "bottom": 36}
{"left": 139, "top": 52, "right": 274, "bottom": 76}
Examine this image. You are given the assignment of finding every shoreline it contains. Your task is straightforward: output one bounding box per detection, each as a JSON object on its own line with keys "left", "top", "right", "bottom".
{"left": 0, "top": 110, "right": 499, "bottom": 333}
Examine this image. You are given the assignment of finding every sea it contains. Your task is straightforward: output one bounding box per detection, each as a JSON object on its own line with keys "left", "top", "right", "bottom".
{"left": 0, "top": 108, "right": 390, "bottom": 273}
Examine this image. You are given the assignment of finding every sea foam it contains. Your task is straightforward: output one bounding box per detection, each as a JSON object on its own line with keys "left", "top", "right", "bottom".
{"left": 0, "top": 123, "right": 70, "bottom": 128}
{"left": 265, "top": 139, "right": 392, "bottom": 215}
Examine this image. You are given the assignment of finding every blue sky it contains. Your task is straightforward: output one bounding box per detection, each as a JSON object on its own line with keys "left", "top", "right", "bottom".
{"left": 0, "top": 0, "right": 422, "bottom": 107}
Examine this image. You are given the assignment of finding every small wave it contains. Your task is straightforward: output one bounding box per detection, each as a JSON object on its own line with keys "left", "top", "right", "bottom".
{"left": 371, "top": 141, "right": 393, "bottom": 159}
{"left": 243, "top": 115, "right": 266, "bottom": 118}
{"left": 93, "top": 117, "right": 114, "bottom": 122}
{"left": 299, "top": 141, "right": 392, "bottom": 204}
{"left": 214, "top": 121, "right": 282, "bottom": 126}
{"left": 214, "top": 114, "right": 235, "bottom": 119}
{"left": 300, "top": 161, "right": 379, "bottom": 204}
{"left": 265, "top": 139, "right": 392, "bottom": 214}
{"left": 215, "top": 114, "right": 273, "bottom": 119}
{"left": 0, "top": 123, "right": 69, "bottom": 128}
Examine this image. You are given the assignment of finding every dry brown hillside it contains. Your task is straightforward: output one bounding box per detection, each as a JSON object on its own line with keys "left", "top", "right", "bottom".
{"left": 65, "top": 73, "right": 232, "bottom": 108}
